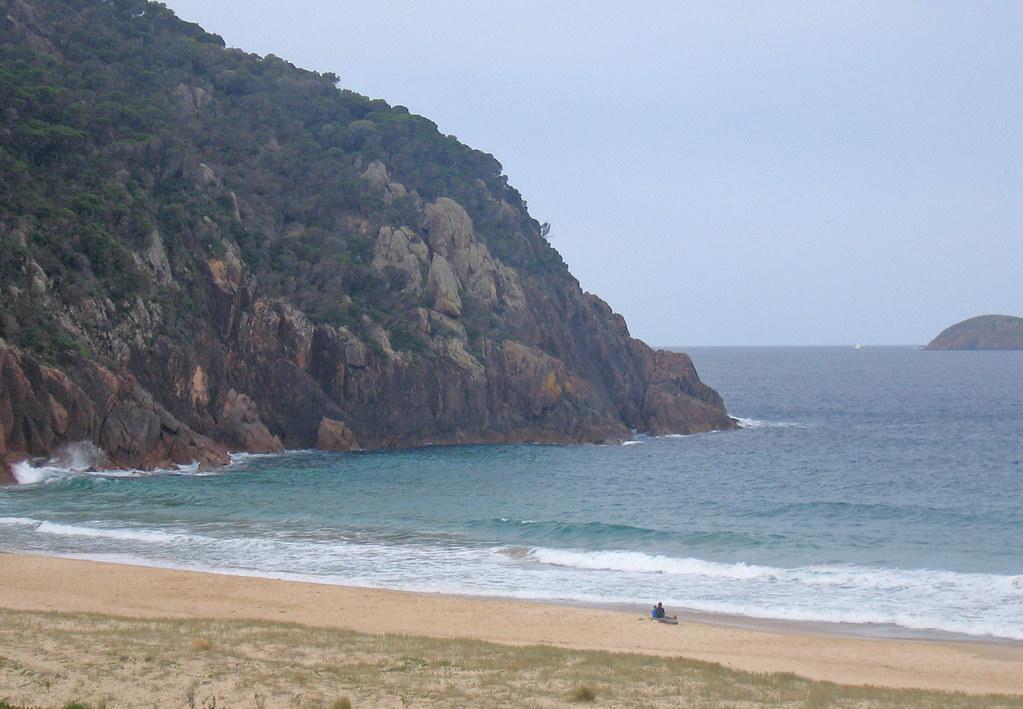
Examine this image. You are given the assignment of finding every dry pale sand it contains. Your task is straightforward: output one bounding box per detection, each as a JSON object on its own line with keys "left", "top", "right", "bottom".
{"left": 1, "top": 553, "right": 1021, "bottom": 698}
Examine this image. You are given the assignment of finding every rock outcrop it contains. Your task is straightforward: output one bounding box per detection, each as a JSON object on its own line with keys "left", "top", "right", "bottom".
{"left": 0, "top": 0, "right": 736, "bottom": 479}
{"left": 641, "top": 350, "right": 734, "bottom": 435}
{"left": 0, "top": 343, "right": 229, "bottom": 472}
{"left": 926, "top": 315, "right": 1023, "bottom": 350}
{"left": 316, "top": 418, "right": 359, "bottom": 452}
{"left": 218, "top": 389, "right": 284, "bottom": 454}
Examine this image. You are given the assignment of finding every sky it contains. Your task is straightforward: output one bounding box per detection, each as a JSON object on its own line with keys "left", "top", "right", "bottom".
{"left": 164, "top": 1, "right": 1022, "bottom": 346}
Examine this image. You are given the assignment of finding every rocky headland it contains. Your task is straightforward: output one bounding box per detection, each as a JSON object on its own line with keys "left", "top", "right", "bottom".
{"left": 925, "top": 315, "right": 1023, "bottom": 351}
{"left": 0, "top": 0, "right": 734, "bottom": 483}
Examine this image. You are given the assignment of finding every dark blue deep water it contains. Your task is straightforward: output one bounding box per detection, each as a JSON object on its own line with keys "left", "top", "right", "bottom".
{"left": 2, "top": 347, "right": 1021, "bottom": 639}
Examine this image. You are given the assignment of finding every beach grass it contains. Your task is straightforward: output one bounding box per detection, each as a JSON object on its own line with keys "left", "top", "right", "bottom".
{"left": 0, "top": 608, "right": 1020, "bottom": 708}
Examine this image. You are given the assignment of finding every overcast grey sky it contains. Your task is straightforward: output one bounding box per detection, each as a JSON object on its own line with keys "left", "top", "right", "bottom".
{"left": 165, "top": 1, "right": 1021, "bottom": 346}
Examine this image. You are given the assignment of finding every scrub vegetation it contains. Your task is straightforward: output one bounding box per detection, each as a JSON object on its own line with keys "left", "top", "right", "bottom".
{"left": 0, "top": 609, "right": 1018, "bottom": 708}
{"left": 0, "top": 0, "right": 559, "bottom": 359}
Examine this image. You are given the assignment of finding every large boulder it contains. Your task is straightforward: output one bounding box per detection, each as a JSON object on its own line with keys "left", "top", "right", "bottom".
{"left": 372, "top": 225, "right": 429, "bottom": 293}
{"left": 316, "top": 417, "right": 358, "bottom": 451}
{"left": 424, "top": 197, "right": 473, "bottom": 256}
{"left": 641, "top": 349, "right": 737, "bottom": 435}
{"left": 426, "top": 254, "right": 463, "bottom": 318}
{"left": 218, "top": 389, "right": 284, "bottom": 454}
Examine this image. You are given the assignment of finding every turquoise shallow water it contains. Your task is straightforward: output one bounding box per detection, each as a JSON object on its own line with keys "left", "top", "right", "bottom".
{"left": 2, "top": 347, "right": 1022, "bottom": 639}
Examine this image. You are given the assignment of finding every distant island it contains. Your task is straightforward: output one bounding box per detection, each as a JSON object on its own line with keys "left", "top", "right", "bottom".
{"left": 925, "top": 315, "right": 1023, "bottom": 350}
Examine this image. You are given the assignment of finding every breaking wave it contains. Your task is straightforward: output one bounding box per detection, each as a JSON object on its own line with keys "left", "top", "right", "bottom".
{"left": 515, "top": 546, "right": 1023, "bottom": 639}
{"left": 1, "top": 511, "right": 1021, "bottom": 640}
{"left": 524, "top": 547, "right": 1021, "bottom": 590}
{"left": 733, "top": 417, "right": 811, "bottom": 429}
{"left": 5, "top": 442, "right": 292, "bottom": 485}
{"left": 9, "top": 442, "right": 209, "bottom": 485}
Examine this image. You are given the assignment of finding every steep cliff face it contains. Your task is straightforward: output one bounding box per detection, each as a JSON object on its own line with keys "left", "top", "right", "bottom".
{"left": 0, "top": 0, "right": 735, "bottom": 474}
{"left": 0, "top": 342, "right": 229, "bottom": 480}
{"left": 925, "top": 315, "right": 1023, "bottom": 351}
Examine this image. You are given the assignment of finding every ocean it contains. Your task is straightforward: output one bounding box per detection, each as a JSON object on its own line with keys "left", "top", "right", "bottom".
{"left": 2, "top": 346, "right": 1021, "bottom": 641}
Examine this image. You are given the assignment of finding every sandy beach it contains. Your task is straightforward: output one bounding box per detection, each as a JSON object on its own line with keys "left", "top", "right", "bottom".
{"left": 1, "top": 552, "right": 1021, "bottom": 706}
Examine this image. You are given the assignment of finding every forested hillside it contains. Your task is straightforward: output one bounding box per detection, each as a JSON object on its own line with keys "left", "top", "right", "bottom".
{"left": 0, "top": 0, "right": 734, "bottom": 479}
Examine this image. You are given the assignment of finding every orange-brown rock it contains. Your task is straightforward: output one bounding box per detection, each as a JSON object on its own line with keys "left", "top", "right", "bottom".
{"left": 316, "top": 418, "right": 358, "bottom": 452}
{"left": 641, "top": 350, "right": 735, "bottom": 435}
{"left": 218, "top": 389, "right": 284, "bottom": 454}
{"left": 0, "top": 457, "right": 13, "bottom": 486}
{"left": 0, "top": 343, "right": 229, "bottom": 473}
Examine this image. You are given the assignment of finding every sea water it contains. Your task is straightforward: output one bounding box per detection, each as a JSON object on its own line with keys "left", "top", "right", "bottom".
{"left": 2, "top": 347, "right": 1021, "bottom": 641}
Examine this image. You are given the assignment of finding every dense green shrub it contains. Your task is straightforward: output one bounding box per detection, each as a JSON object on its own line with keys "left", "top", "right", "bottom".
{"left": 1, "top": 0, "right": 559, "bottom": 362}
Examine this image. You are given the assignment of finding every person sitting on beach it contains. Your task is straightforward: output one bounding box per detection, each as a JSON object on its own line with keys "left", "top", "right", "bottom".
{"left": 651, "top": 602, "right": 677, "bottom": 620}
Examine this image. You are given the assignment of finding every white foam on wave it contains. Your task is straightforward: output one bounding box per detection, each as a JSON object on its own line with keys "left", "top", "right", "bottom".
{"left": 228, "top": 451, "right": 281, "bottom": 465}
{"left": 733, "top": 417, "right": 810, "bottom": 429}
{"left": 0, "top": 516, "right": 194, "bottom": 545}
{"left": 654, "top": 597, "right": 1023, "bottom": 641}
{"left": 516, "top": 546, "right": 1023, "bottom": 639}
{"left": 0, "top": 516, "right": 40, "bottom": 527}
{"left": 0, "top": 516, "right": 192, "bottom": 544}
{"left": 524, "top": 546, "right": 1023, "bottom": 592}
{"left": 528, "top": 547, "right": 770, "bottom": 578}
{"left": 621, "top": 440, "right": 644, "bottom": 446}
{"left": 4, "top": 514, "right": 1020, "bottom": 640}
{"left": 33, "top": 521, "right": 187, "bottom": 544}
{"left": 12, "top": 441, "right": 107, "bottom": 484}
{"left": 9, "top": 441, "right": 213, "bottom": 485}
{"left": 28, "top": 544, "right": 1020, "bottom": 641}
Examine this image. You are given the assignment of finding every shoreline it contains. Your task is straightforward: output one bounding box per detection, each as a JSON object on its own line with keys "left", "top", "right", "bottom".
{"left": 568, "top": 598, "right": 1023, "bottom": 647}
{"left": 14, "top": 548, "right": 1020, "bottom": 647}
{"left": 1, "top": 551, "right": 1021, "bottom": 695}
{"left": 7, "top": 451, "right": 1020, "bottom": 650}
